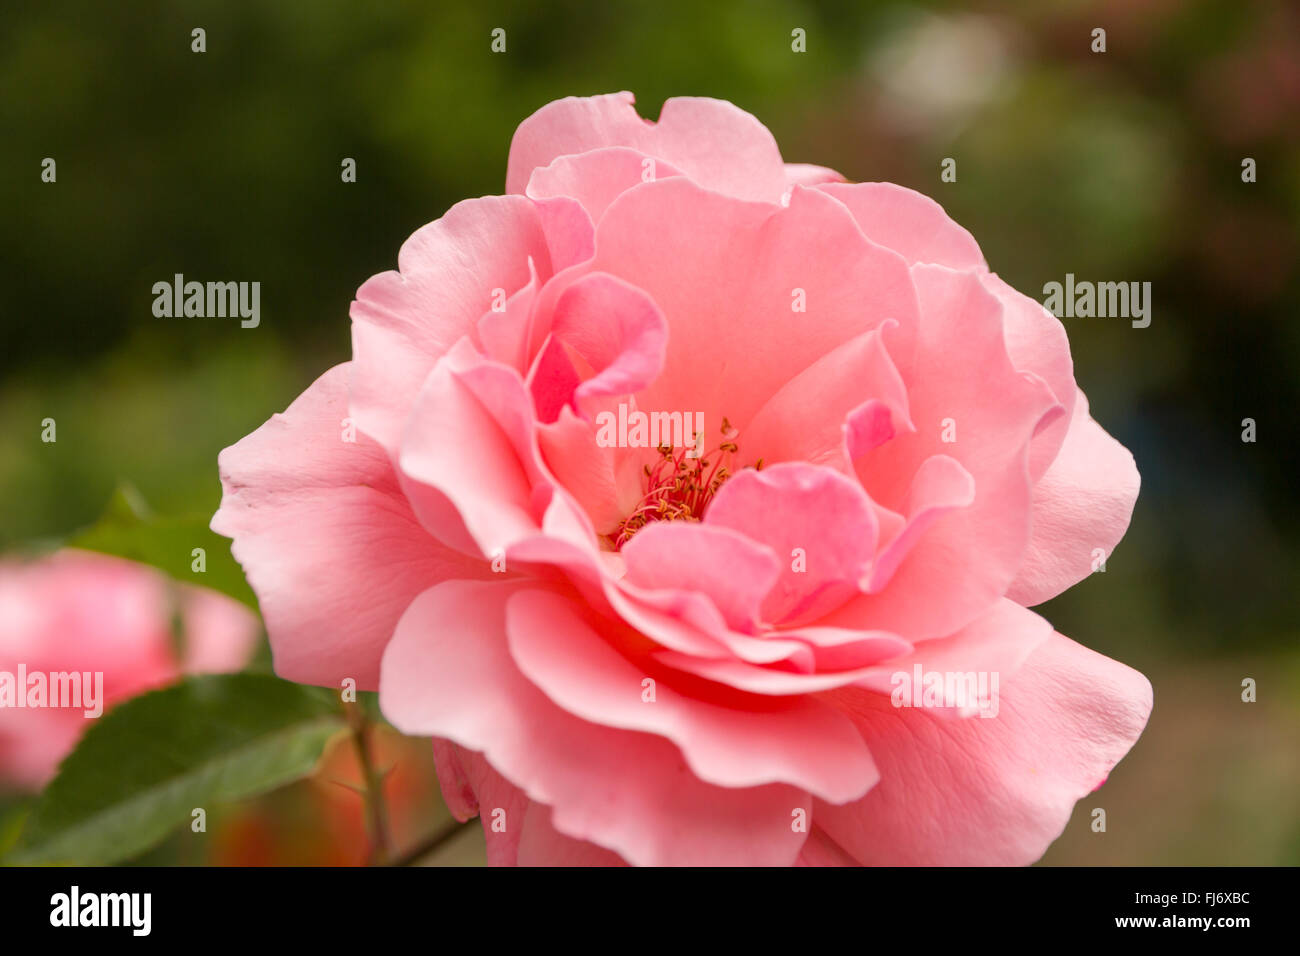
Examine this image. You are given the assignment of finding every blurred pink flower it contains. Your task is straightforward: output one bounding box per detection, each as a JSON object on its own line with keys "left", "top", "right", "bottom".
{"left": 0, "top": 549, "right": 259, "bottom": 789}
{"left": 215, "top": 92, "right": 1150, "bottom": 865}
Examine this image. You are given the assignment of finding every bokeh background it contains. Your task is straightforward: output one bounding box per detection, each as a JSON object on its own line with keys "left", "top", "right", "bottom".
{"left": 2, "top": 0, "right": 1297, "bottom": 865}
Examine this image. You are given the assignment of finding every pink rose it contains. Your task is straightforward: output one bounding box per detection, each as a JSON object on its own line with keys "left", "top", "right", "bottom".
{"left": 0, "top": 549, "right": 259, "bottom": 789}
{"left": 214, "top": 92, "right": 1150, "bottom": 865}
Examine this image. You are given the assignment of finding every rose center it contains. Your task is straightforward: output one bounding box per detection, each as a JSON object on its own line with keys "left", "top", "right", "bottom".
{"left": 609, "top": 417, "right": 760, "bottom": 549}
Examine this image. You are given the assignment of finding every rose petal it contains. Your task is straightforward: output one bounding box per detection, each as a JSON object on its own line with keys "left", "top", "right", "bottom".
{"left": 506, "top": 588, "right": 878, "bottom": 803}
{"left": 526, "top": 146, "right": 685, "bottom": 225}
{"left": 517, "top": 802, "right": 628, "bottom": 866}
{"left": 589, "top": 178, "right": 920, "bottom": 431}
{"left": 429, "top": 742, "right": 529, "bottom": 866}
{"left": 981, "top": 272, "right": 1077, "bottom": 480}
{"left": 1006, "top": 389, "right": 1140, "bottom": 607}
{"left": 350, "top": 196, "right": 554, "bottom": 457}
{"left": 841, "top": 265, "right": 1060, "bottom": 639}
{"left": 818, "top": 181, "right": 986, "bottom": 271}
{"left": 742, "top": 321, "right": 912, "bottom": 473}
{"left": 380, "top": 580, "right": 811, "bottom": 866}
{"left": 621, "top": 522, "right": 780, "bottom": 633}
{"left": 213, "top": 364, "right": 489, "bottom": 688}
{"left": 705, "top": 462, "right": 879, "bottom": 626}
{"left": 784, "top": 163, "right": 846, "bottom": 190}
{"left": 508, "top": 91, "right": 788, "bottom": 203}
{"left": 815, "top": 631, "right": 1152, "bottom": 865}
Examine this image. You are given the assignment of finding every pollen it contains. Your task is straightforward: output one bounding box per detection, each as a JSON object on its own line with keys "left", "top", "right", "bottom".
{"left": 610, "top": 417, "right": 759, "bottom": 549}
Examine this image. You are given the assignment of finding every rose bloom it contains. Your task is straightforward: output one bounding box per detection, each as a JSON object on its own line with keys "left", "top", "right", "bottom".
{"left": 214, "top": 93, "right": 1150, "bottom": 866}
{"left": 0, "top": 549, "right": 259, "bottom": 790}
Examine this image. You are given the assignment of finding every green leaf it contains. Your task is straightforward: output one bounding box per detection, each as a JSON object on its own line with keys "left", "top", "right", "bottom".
{"left": 10, "top": 674, "right": 346, "bottom": 865}
{"left": 0, "top": 800, "right": 30, "bottom": 862}
{"left": 68, "top": 483, "right": 257, "bottom": 609}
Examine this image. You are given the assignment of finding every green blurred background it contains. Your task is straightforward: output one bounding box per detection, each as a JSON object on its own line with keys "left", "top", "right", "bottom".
{"left": 2, "top": 0, "right": 1297, "bottom": 864}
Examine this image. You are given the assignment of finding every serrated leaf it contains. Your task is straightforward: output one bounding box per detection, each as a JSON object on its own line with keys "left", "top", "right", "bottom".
{"left": 67, "top": 483, "right": 257, "bottom": 609}
{"left": 10, "top": 674, "right": 346, "bottom": 865}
